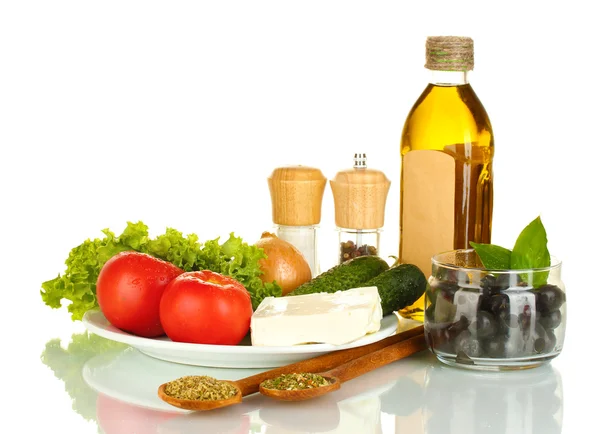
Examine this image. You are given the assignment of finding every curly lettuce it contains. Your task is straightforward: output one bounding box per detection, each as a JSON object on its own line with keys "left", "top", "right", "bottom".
{"left": 41, "top": 221, "right": 282, "bottom": 320}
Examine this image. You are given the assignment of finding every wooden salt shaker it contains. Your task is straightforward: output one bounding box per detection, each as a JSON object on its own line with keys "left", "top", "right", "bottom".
{"left": 330, "top": 154, "right": 391, "bottom": 264}
{"left": 268, "top": 166, "right": 327, "bottom": 277}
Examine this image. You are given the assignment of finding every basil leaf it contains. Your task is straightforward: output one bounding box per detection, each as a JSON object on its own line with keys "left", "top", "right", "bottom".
{"left": 510, "top": 216, "right": 551, "bottom": 287}
{"left": 470, "top": 242, "right": 512, "bottom": 270}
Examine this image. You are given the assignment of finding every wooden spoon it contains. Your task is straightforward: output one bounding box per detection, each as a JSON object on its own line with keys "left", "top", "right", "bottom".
{"left": 259, "top": 333, "right": 426, "bottom": 401}
{"left": 158, "top": 382, "right": 243, "bottom": 411}
{"left": 158, "top": 324, "right": 424, "bottom": 411}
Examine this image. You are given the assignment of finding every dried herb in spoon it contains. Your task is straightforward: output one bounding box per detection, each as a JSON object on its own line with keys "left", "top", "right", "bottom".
{"left": 163, "top": 376, "right": 237, "bottom": 401}
{"left": 261, "top": 373, "right": 330, "bottom": 391}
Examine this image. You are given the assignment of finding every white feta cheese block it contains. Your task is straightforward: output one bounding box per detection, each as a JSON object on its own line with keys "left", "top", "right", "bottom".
{"left": 251, "top": 286, "right": 383, "bottom": 346}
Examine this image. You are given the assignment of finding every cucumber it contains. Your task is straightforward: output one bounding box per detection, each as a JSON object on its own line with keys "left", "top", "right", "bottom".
{"left": 287, "top": 255, "right": 389, "bottom": 296}
{"left": 364, "top": 263, "right": 427, "bottom": 316}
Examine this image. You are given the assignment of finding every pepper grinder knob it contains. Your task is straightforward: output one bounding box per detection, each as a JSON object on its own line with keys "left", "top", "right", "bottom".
{"left": 353, "top": 153, "right": 367, "bottom": 169}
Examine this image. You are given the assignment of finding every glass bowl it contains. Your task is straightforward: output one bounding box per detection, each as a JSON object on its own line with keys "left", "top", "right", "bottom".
{"left": 424, "top": 249, "right": 566, "bottom": 371}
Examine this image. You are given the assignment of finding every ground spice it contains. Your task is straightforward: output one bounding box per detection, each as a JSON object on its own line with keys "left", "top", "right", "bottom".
{"left": 261, "top": 373, "right": 330, "bottom": 391}
{"left": 163, "top": 376, "right": 237, "bottom": 401}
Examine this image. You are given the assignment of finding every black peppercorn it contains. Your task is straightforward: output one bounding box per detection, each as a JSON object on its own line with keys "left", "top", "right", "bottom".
{"left": 340, "top": 240, "right": 378, "bottom": 263}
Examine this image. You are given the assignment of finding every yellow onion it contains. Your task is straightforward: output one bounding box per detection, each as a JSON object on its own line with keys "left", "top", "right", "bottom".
{"left": 255, "top": 232, "right": 312, "bottom": 295}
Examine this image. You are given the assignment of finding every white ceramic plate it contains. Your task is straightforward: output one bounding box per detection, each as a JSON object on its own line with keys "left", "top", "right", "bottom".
{"left": 82, "top": 310, "right": 399, "bottom": 368}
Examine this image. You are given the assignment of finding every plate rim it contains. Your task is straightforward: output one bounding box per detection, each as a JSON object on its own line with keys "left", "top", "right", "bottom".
{"left": 82, "top": 309, "right": 398, "bottom": 355}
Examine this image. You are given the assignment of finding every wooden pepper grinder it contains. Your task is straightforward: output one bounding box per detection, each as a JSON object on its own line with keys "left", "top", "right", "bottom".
{"left": 330, "top": 153, "right": 391, "bottom": 264}
{"left": 268, "top": 166, "right": 327, "bottom": 277}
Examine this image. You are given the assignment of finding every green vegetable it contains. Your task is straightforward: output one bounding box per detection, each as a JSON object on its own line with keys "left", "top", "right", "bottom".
{"left": 510, "top": 216, "right": 551, "bottom": 269}
{"left": 40, "top": 332, "right": 126, "bottom": 422}
{"left": 41, "top": 221, "right": 282, "bottom": 320}
{"left": 470, "top": 216, "right": 551, "bottom": 287}
{"left": 510, "top": 216, "right": 551, "bottom": 286}
{"left": 363, "top": 263, "right": 427, "bottom": 316}
{"left": 288, "top": 255, "right": 389, "bottom": 296}
{"left": 469, "top": 242, "right": 512, "bottom": 270}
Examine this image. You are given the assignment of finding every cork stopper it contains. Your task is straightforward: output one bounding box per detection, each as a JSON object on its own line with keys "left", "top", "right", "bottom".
{"left": 425, "top": 36, "right": 474, "bottom": 71}
{"left": 268, "top": 166, "right": 327, "bottom": 226}
{"left": 330, "top": 154, "right": 391, "bottom": 230}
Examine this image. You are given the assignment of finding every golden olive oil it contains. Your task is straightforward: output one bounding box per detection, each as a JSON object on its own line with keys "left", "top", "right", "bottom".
{"left": 398, "top": 40, "right": 494, "bottom": 322}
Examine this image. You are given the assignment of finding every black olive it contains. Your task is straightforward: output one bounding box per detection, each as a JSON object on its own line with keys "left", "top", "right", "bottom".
{"left": 475, "top": 311, "right": 498, "bottom": 340}
{"left": 534, "top": 285, "right": 566, "bottom": 313}
{"left": 480, "top": 275, "right": 498, "bottom": 294}
{"left": 488, "top": 293, "right": 510, "bottom": 320}
{"left": 539, "top": 310, "right": 562, "bottom": 330}
{"left": 495, "top": 273, "right": 518, "bottom": 289}
{"left": 480, "top": 274, "right": 511, "bottom": 293}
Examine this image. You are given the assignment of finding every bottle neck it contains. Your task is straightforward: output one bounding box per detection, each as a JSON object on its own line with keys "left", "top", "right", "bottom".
{"left": 429, "top": 70, "right": 469, "bottom": 86}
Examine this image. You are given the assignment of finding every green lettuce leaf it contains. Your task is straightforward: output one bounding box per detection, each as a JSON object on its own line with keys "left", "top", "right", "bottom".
{"left": 144, "top": 227, "right": 204, "bottom": 271}
{"left": 191, "top": 233, "right": 281, "bottom": 310}
{"left": 41, "top": 221, "right": 282, "bottom": 320}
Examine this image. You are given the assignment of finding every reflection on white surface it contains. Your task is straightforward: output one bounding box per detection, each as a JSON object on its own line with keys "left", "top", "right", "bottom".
{"left": 83, "top": 346, "right": 263, "bottom": 412}
{"left": 39, "top": 332, "right": 129, "bottom": 424}
{"left": 42, "top": 332, "right": 563, "bottom": 434}
{"left": 422, "top": 364, "right": 563, "bottom": 434}
{"left": 380, "top": 354, "right": 563, "bottom": 434}
{"left": 82, "top": 341, "right": 399, "bottom": 433}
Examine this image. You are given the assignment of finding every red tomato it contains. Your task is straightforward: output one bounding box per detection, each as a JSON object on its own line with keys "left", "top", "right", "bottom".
{"left": 97, "top": 251, "right": 184, "bottom": 337}
{"left": 159, "top": 270, "right": 252, "bottom": 345}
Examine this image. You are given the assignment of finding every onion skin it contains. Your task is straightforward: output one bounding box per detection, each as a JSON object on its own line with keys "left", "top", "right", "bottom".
{"left": 256, "top": 232, "right": 312, "bottom": 295}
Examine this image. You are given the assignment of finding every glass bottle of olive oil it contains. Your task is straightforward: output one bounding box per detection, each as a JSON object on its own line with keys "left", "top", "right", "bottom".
{"left": 399, "top": 36, "right": 494, "bottom": 322}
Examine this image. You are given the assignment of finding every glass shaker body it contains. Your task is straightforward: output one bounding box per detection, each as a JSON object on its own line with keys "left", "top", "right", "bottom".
{"left": 275, "top": 224, "right": 320, "bottom": 277}
{"left": 337, "top": 228, "right": 381, "bottom": 264}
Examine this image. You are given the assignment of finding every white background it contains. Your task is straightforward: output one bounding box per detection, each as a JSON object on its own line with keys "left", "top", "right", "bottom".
{"left": 1, "top": 1, "right": 598, "bottom": 433}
